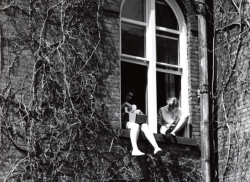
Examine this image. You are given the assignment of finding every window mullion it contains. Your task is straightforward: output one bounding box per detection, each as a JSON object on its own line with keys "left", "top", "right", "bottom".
{"left": 156, "top": 62, "right": 182, "bottom": 69}
{"left": 121, "top": 18, "right": 147, "bottom": 27}
{"left": 121, "top": 54, "right": 149, "bottom": 66}
{"left": 156, "top": 26, "right": 180, "bottom": 34}
{"left": 146, "top": 0, "right": 157, "bottom": 133}
{"left": 156, "top": 68, "right": 182, "bottom": 75}
{"left": 156, "top": 34, "right": 178, "bottom": 41}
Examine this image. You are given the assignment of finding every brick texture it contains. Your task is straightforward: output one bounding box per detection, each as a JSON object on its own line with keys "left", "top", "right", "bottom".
{"left": 0, "top": 0, "right": 204, "bottom": 180}
{"left": 214, "top": 0, "right": 250, "bottom": 181}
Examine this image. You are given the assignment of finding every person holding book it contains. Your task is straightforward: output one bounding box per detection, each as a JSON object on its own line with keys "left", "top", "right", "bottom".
{"left": 122, "top": 89, "right": 162, "bottom": 156}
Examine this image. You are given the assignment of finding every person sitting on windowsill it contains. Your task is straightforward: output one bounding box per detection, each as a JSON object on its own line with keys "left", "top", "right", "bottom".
{"left": 121, "top": 89, "right": 162, "bottom": 156}
{"left": 157, "top": 97, "right": 189, "bottom": 137}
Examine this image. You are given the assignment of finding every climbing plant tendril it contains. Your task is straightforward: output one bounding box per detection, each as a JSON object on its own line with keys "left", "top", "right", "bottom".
{"left": 0, "top": 0, "right": 209, "bottom": 181}
{"left": 212, "top": 0, "right": 250, "bottom": 181}
{"left": 0, "top": 0, "right": 130, "bottom": 181}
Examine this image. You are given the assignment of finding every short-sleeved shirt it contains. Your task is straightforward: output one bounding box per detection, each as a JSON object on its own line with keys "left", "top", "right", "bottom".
{"left": 157, "top": 106, "right": 188, "bottom": 127}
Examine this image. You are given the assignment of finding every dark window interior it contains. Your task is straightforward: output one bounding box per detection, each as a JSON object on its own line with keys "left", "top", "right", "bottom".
{"left": 121, "top": 61, "right": 147, "bottom": 114}
{"left": 156, "top": 34, "right": 179, "bottom": 65}
{"left": 121, "top": 61, "right": 181, "bottom": 113}
{"left": 156, "top": 72, "right": 181, "bottom": 110}
{"left": 156, "top": 1, "right": 179, "bottom": 30}
{"left": 121, "top": 23, "right": 145, "bottom": 57}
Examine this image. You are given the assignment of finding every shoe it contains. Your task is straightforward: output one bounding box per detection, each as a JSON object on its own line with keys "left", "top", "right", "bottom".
{"left": 165, "top": 130, "right": 172, "bottom": 139}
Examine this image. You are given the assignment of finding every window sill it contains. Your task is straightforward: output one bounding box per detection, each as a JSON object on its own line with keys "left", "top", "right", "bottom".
{"left": 117, "top": 129, "right": 198, "bottom": 146}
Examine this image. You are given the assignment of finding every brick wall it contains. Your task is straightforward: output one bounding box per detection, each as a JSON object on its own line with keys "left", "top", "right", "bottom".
{"left": 181, "top": 0, "right": 201, "bottom": 144}
{"left": 0, "top": 0, "right": 203, "bottom": 181}
{"left": 0, "top": 0, "right": 201, "bottom": 145}
{"left": 120, "top": 137, "right": 201, "bottom": 181}
{"left": 100, "top": 4, "right": 121, "bottom": 129}
{"left": 214, "top": 0, "right": 250, "bottom": 181}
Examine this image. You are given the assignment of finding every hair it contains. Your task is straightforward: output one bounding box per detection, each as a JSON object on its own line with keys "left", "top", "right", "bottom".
{"left": 124, "top": 86, "right": 136, "bottom": 95}
{"left": 166, "top": 97, "right": 179, "bottom": 111}
{"left": 121, "top": 87, "right": 136, "bottom": 103}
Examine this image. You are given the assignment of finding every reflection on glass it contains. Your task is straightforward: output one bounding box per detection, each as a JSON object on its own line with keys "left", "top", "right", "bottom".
{"left": 156, "top": 34, "right": 179, "bottom": 65}
{"left": 121, "top": 0, "right": 146, "bottom": 22}
{"left": 122, "top": 23, "right": 145, "bottom": 57}
{"left": 156, "top": 72, "right": 181, "bottom": 110}
{"left": 156, "top": 1, "right": 179, "bottom": 30}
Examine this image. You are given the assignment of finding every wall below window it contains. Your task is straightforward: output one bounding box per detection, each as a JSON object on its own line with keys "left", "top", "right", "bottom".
{"left": 118, "top": 130, "right": 201, "bottom": 181}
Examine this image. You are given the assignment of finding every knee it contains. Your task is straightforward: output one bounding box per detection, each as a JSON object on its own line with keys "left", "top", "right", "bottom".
{"left": 126, "top": 122, "right": 140, "bottom": 130}
{"left": 132, "top": 123, "right": 140, "bottom": 130}
{"left": 135, "top": 123, "right": 140, "bottom": 129}
{"left": 141, "top": 123, "right": 149, "bottom": 132}
{"left": 160, "top": 126, "right": 167, "bottom": 135}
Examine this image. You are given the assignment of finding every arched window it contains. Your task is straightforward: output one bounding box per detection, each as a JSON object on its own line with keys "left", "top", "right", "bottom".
{"left": 121, "top": 0, "right": 188, "bottom": 133}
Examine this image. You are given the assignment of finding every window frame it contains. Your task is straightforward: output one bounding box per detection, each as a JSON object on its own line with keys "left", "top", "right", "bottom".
{"left": 120, "top": 0, "right": 189, "bottom": 134}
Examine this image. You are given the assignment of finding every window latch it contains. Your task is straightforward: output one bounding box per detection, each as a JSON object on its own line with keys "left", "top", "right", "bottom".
{"left": 197, "top": 83, "right": 209, "bottom": 99}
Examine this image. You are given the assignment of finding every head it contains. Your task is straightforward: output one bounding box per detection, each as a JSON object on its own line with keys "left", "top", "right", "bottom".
{"left": 123, "top": 87, "right": 136, "bottom": 102}
{"left": 124, "top": 91, "right": 134, "bottom": 102}
{"left": 166, "top": 97, "right": 179, "bottom": 112}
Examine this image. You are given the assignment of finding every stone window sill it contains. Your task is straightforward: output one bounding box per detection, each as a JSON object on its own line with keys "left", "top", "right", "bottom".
{"left": 117, "top": 129, "right": 198, "bottom": 146}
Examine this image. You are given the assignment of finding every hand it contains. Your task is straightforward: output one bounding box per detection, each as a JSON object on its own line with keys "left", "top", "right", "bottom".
{"left": 122, "top": 102, "right": 132, "bottom": 111}
{"left": 126, "top": 103, "right": 132, "bottom": 111}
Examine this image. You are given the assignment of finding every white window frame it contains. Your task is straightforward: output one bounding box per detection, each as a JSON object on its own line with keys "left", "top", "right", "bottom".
{"left": 120, "top": 0, "right": 188, "bottom": 134}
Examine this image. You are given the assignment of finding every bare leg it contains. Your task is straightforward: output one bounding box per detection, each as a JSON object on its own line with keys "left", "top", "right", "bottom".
{"left": 141, "top": 124, "right": 162, "bottom": 154}
{"left": 160, "top": 126, "right": 168, "bottom": 135}
{"left": 171, "top": 116, "right": 189, "bottom": 136}
{"left": 126, "top": 122, "right": 145, "bottom": 156}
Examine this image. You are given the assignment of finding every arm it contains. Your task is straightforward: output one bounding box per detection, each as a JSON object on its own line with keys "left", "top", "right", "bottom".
{"left": 180, "top": 113, "right": 189, "bottom": 122}
{"left": 178, "top": 108, "right": 189, "bottom": 125}
{"left": 171, "top": 109, "right": 189, "bottom": 135}
{"left": 157, "top": 109, "right": 163, "bottom": 127}
{"left": 121, "top": 102, "right": 132, "bottom": 111}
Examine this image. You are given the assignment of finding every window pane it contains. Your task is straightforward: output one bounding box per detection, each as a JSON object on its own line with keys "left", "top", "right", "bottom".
{"left": 156, "top": 72, "right": 181, "bottom": 110}
{"left": 121, "top": 0, "right": 146, "bottom": 22}
{"left": 121, "top": 23, "right": 145, "bottom": 57}
{"left": 121, "top": 61, "right": 147, "bottom": 114}
{"left": 156, "top": 34, "right": 179, "bottom": 65}
{"left": 156, "top": 1, "right": 179, "bottom": 30}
